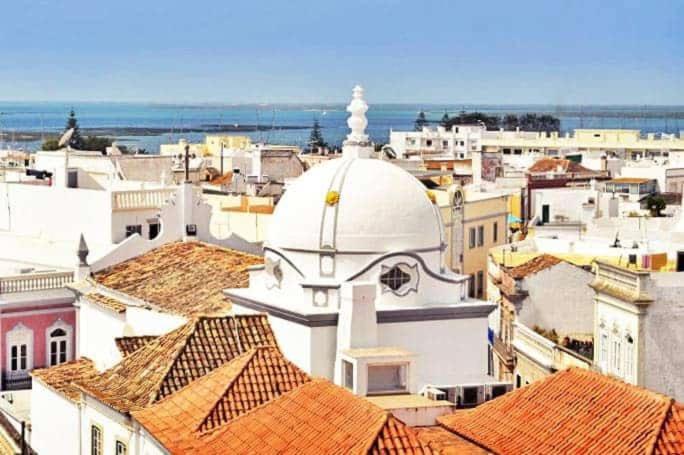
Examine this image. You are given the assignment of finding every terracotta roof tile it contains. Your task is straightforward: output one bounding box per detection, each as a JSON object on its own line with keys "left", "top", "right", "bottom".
{"left": 528, "top": 158, "right": 598, "bottom": 175}
{"left": 505, "top": 254, "right": 562, "bottom": 279}
{"left": 655, "top": 402, "right": 684, "bottom": 455}
{"left": 414, "top": 426, "right": 489, "bottom": 454}
{"left": 437, "top": 368, "right": 683, "bottom": 455}
{"left": 185, "top": 379, "right": 433, "bottom": 454}
{"left": 75, "top": 314, "right": 277, "bottom": 413}
{"left": 93, "top": 241, "right": 263, "bottom": 317}
{"left": 86, "top": 292, "right": 127, "bottom": 314}
{"left": 133, "top": 347, "right": 311, "bottom": 453}
{"left": 114, "top": 335, "right": 158, "bottom": 357}
{"left": 31, "top": 358, "right": 98, "bottom": 403}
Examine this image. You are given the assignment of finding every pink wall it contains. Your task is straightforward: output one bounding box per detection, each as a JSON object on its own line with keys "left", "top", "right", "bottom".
{"left": 0, "top": 304, "right": 76, "bottom": 373}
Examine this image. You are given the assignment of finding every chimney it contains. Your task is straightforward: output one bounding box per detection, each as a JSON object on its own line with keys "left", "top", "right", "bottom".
{"left": 471, "top": 150, "right": 483, "bottom": 186}
{"left": 75, "top": 233, "right": 91, "bottom": 281}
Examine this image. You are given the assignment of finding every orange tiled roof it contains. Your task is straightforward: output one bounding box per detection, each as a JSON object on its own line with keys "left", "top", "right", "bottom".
{"left": 86, "top": 292, "right": 127, "bottom": 314}
{"left": 31, "top": 358, "right": 98, "bottom": 403}
{"left": 186, "top": 379, "right": 433, "bottom": 454}
{"left": 75, "top": 314, "right": 277, "bottom": 413}
{"left": 114, "top": 335, "right": 158, "bottom": 357}
{"left": 505, "top": 254, "right": 562, "bottom": 279}
{"left": 93, "top": 241, "right": 263, "bottom": 317}
{"left": 528, "top": 158, "right": 598, "bottom": 175}
{"left": 437, "top": 368, "right": 684, "bottom": 455}
{"left": 209, "top": 172, "right": 233, "bottom": 185}
{"left": 414, "top": 426, "right": 489, "bottom": 454}
{"left": 132, "top": 347, "right": 311, "bottom": 454}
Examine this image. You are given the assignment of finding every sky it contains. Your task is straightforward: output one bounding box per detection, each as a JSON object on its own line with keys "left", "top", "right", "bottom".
{"left": 0, "top": 0, "right": 682, "bottom": 104}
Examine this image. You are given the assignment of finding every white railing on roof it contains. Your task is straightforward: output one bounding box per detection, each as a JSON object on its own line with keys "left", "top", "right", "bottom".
{"left": 0, "top": 271, "right": 74, "bottom": 294}
{"left": 111, "top": 189, "right": 175, "bottom": 211}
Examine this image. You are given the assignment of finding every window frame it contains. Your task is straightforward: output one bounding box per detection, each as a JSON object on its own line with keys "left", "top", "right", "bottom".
{"left": 115, "top": 440, "right": 127, "bottom": 455}
{"left": 6, "top": 323, "right": 33, "bottom": 374}
{"left": 477, "top": 225, "right": 485, "bottom": 247}
{"left": 493, "top": 221, "right": 498, "bottom": 243}
{"left": 45, "top": 320, "right": 72, "bottom": 367}
{"left": 469, "top": 227, "right": 476, "bottom": 249}
{"left": 91, "top": 424, "right": 103, "bottom": 455}
{"left": 125, "top": 224, "right": 142, "bottom": 238}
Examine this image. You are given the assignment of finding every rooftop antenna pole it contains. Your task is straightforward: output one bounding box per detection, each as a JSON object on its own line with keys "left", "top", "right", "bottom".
{"left": 220, "top": 142, "right": 224, "bottom": 176}
{"left": 184, "top": 144, "right": 190, "bottom": 183}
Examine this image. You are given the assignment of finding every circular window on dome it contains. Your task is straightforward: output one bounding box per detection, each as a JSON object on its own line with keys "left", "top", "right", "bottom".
{"left": 379, "top": 263, "right": 419, "bottom": 296}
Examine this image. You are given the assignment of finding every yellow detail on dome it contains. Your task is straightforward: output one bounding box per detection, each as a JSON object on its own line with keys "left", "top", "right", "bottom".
{"left": 325, "top": 191, "right": 340, "bottom": 206}
{"left": 426, "top": 190, "right": 437, "bottom": 204}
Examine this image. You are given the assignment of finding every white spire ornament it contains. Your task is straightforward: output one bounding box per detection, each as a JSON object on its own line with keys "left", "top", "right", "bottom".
{"left": 342, "top": 85, "right": 373, "bottom": 159}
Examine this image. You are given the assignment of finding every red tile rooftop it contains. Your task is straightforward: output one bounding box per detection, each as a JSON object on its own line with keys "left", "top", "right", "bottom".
{"left": 437, "top": 368, "right": 684, "bottom": 455}
{"left": 75, "top": 314, "right": 277, "bottom": 413}
{"left": 92, "top": 241, "right": 263, "bottom": 317}
{"left": 132, "top": 346, "right": 310, "bottom": 453}
{"left": 505, "top": 254, "right": 562, "bottom": 279}
{"left": 186, "top": 379, "right": 433, "bottom": 454}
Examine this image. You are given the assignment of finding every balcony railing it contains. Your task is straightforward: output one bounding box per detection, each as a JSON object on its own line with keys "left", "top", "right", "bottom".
{"left": 2, "top": 372, "right": 31, "bottom": 391}
{"left": 0, "top": 271, "right": 74, "bottom": 294}
{"left": 111, "top": 189, "right": 175, "bottom": 211}
{"left": 491, "top": 335, "right": 515, "bottom": 370}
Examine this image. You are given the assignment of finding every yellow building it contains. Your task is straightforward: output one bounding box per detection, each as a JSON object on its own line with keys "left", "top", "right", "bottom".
{"left": 435, "top": 186, "right": 509, "bottom": 299}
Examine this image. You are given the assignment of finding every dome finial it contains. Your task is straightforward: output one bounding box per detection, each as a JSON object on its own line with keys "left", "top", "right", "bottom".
{"left": 343, "top": 85, "right": 372, "bottom": 159}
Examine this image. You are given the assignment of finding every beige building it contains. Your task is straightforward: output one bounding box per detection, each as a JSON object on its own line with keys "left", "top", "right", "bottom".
{"left": 436, "top": 186, "right": 509, "bottom": 299}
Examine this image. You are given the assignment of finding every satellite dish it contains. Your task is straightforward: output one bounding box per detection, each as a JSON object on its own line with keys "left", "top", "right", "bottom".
{"left": 58, "top": 128, "right": 75, "bottom": 148}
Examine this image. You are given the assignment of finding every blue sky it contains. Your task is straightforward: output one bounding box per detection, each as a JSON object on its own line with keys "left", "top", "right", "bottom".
{"left": 0, "top": 0, "right": 681, "bottom": 104}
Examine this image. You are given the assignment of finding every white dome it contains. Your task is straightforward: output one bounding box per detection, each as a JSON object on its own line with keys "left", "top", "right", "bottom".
{"left": 267, "top": 157, "right": 444, "bottom": 255}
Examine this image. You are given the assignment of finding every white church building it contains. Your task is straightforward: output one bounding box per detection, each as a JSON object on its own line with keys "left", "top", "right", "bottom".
{"left": 227, "top": 86, "right": 496, "bottom": 398}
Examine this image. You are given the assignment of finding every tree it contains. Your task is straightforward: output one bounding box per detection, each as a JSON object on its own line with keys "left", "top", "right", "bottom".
{"left": 64, "top": 109, "right": 85, "bottom": 150}
{"left": 502, "top": 114, "right": 519, "bottom": 130}
{"left": 308, "top": 119, "right": 327, "bottom": 153}
{"left": 646, "top": 194, "right": 666, "bottom": 217}
{"left": 443, "top": 112, "right": 499, "bottom": 130}
{"left": 83, "top": 136, "right": 114, "bottom": 153}
{"left": 440, "top": 110, "right": 450, "bottom": 127}
{"left": 41, "top": 138, "right": 60, "bottom": 151}
{"left": 414, "top": 110, "right": 428, "bottom": 131}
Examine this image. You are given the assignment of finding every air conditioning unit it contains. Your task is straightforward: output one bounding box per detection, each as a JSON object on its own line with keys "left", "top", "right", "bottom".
{"left": 454, "top": 385, "right": 485, "bottom": 408}
{"left": 423, "top": 387, "right": 446, "bottom": 401}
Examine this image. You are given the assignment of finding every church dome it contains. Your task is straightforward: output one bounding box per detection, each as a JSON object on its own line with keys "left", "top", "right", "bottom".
{"left": 267, "top": 157, "right": 444, "bottom": 255}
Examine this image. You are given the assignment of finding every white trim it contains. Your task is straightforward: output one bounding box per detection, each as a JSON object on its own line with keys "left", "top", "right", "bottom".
{"left": 45, "top": 319, "right": 73, "bottom": 366}
{"left": 6, "top": 323, "right": 33, "bottom": 373}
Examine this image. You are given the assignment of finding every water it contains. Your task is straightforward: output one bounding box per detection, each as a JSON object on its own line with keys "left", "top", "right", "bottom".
{"left": 1, "top": 102, "right": 683, "bottom": 153}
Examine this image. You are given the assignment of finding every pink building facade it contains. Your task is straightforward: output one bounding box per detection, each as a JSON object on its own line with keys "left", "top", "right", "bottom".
{"left": 0, "top": 288, "right": 76, "bottom": 390}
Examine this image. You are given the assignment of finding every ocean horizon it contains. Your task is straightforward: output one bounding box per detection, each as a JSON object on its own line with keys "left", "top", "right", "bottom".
{"left": 1, "top": 101, "right": 683, "bottom": 153}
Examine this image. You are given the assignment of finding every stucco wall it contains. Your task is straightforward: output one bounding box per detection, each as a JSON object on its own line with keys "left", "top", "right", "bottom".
{"left": 643, "top": 282, "right": 684, "bottom": 400}
{"left": 378, "top": 317, "right": 490, "bottom": 388}
{"left": 1, "top": 307, "right": 76, "bottom": 373}
{"left": 31, "top": 381, "right": 80, "bottom": 455}
{"left": 78, "top": 300, "right": 126, "bottom": 371}
{"left": 518, "top": 262, "right": 594, "bottom": 336}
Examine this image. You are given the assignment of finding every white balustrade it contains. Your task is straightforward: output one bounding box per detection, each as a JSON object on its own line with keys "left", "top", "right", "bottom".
{"left": 0, "top": 271, "right": 74, "bottom": 294}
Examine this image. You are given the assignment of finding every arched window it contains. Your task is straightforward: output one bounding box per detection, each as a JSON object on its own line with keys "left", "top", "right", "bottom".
{"left": 6, "top": 324, "right": 33, "bottom": 373}
{"left": 45, "top": 321, "right": 72, "bottom": 367}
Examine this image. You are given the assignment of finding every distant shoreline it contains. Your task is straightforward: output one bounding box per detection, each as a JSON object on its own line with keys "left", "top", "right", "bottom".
{"left": 0, "top": 124, "right": 310, "bottom": 142}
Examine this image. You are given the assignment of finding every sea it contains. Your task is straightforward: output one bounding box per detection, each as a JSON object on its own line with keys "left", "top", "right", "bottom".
{"left": 1, "top": 102, "right": 683, "bottom": 153}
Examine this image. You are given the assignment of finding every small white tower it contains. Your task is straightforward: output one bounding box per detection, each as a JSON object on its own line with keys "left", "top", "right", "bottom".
{"left": 342, "top": 85, "right": 373, "bottom": 159}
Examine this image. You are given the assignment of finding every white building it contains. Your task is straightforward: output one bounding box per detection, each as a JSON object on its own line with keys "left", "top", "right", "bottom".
{"left": 590, "top": 260, "right": 684, "bottom": 400}
{"left": 227, "top": 86, "right": 495, "bottom": 397}
{"left": 389, "top": 125, "right": 483, "bottom": 160}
